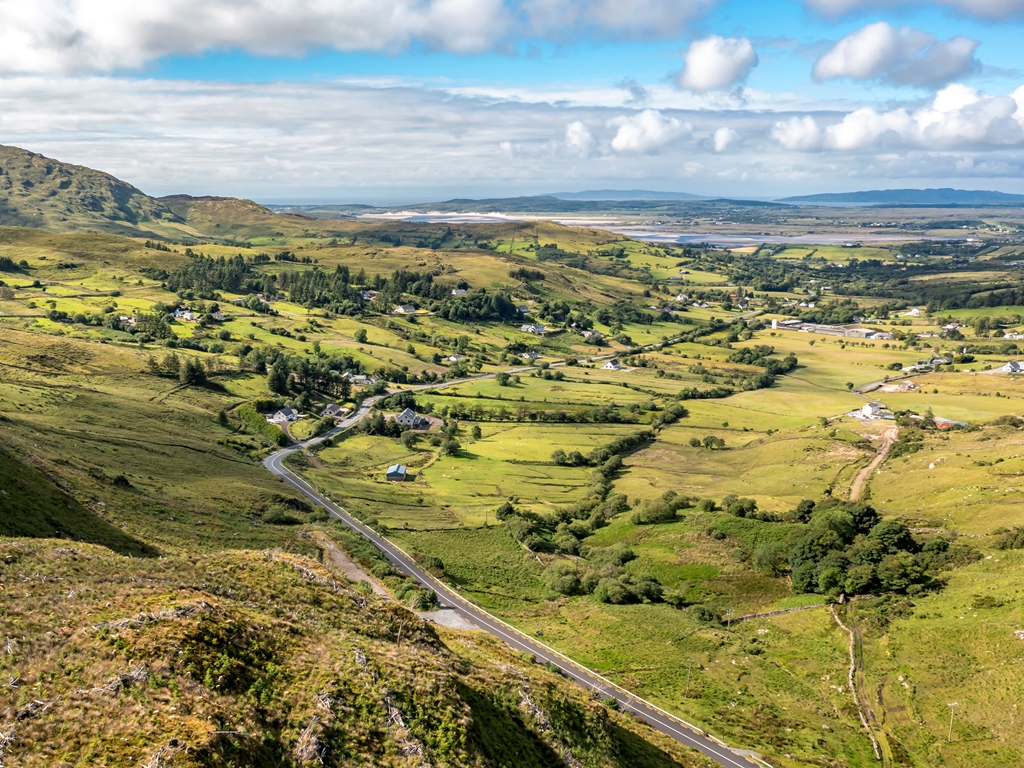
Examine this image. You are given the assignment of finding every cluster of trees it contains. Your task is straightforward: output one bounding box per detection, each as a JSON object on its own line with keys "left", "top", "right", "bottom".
{"left": 0, "top": 256, "right": 28, "bottom": 272}
{"left": 145, "top": 352, "right": 210, "bottom": 386}
{"left": 261, "top": 353, "right": 361, "bottom": 400}
{"left": 164, "top": 252, "right": 264, "bottom": 297}
{"left": 689, "top": 435, "right": 726, "bottom": 450}
{"left": 752, "top": 499, "right": 981, "bottom": 596}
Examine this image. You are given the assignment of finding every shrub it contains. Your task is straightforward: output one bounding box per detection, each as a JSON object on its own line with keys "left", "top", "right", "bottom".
{"left": 689, "top": 604, "right": 720, "bottom": 624}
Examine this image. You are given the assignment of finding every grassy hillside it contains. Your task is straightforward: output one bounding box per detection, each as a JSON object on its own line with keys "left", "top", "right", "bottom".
{"left": 0, "top": 536, "right": 712, "bottom": 768}
{"left": 0, "top": 443, "right": 154, "bottom": 556}
{"left": 0, "top": 145, "right": 186, "bottom": 236}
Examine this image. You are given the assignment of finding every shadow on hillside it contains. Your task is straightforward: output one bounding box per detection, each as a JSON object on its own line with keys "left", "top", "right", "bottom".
{"left": 0, "top": 446, "right": 157, "bottom": 557}
{"left": 455, "top": 680, "right": 568, "bottom": 767}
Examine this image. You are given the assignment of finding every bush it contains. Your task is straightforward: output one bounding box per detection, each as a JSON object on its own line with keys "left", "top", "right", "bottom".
{"left": 263, "top": 508, "right": 302, "bottom": 525}
{"left": 237, "top": 404, "right": 289, "bottom": 447}
{"left": 689, "top": 604, "right": 720, "bottom": 624}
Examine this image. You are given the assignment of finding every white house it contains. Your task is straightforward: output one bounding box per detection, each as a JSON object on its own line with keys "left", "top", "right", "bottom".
{"left": 861, "top": 403, "right": 882, "bottom": 420}
{"left": 321, "top": 403, "right": 347, "bottom": 418}
{"left": 451, "top": 288, "right": 467, "bottom": 296}
{"left": 675, "top": 294, "right": 689, "bottom": 302}
{"left": 521, "top": 350, "right": 540, "bottom": 360}
{"left": 395, "top": 408, "right": 430, "bottom": 429}
{"left": 521, "top": 323, "right": 546, "bottom": 334}
{"left": 392, "top": 305, "right": 416, "bottom": 315}
{"left": 905, "top": 308, "right": 922, "bottom": 317}
{"left": 603, "top": 359, "right": 623, "bottom": 370}
{"left": 445, "top": 355, "right": 464, "bottom": 363}
{"left": 173, "top": 309, "right": 199, "bottom": 322}
{"left": 268, "top": 406, "right": 299, "bottom": 424}
{"left": 1001, "top": 361, "right": 1024, "bottom": 373}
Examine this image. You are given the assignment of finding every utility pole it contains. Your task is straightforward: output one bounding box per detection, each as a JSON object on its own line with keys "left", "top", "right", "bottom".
{"left": 685, "top": 659, "right": 693, "bottom": 698}
{"left": 948, "top": 702, "right": 958, "bottom": 742}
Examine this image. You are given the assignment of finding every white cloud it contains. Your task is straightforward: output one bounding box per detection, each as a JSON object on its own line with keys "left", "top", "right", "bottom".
{"left": 770, "top": 116, "right": 824, "bottom": 151}
{"left": 805, "top": 0, "right": 1024, "bottom": 21}
{"left": 565, "top": 121, "right": 597, "bottom": 156}
{"left": 523, "top": 0, "right": 715, "bottom": 40}
{"left": 0, "top": 0, "right": 716, "bottom": 74}
{"left": 676, "top": 36, "right": 759, "bottom": 92}
{"left": 713, "top": 127, "right": 738, "bottom": 152}
{"left": 608, "top": 110, "right": 693, "bottom": 153}
{"left": 772, "top": 84, "right": 1024, "bottom": 152}
{"left": 813, "top": 22, "right": 980, "bottom": 89}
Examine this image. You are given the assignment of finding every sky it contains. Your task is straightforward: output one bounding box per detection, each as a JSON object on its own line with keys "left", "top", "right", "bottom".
{"left": 2, "top": 0, "right": 1024, "bottom": 202}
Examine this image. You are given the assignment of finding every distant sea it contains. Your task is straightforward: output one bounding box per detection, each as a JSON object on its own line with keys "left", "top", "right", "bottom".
{"left": 362, "top": 211, "right": 945, "bottom": 247}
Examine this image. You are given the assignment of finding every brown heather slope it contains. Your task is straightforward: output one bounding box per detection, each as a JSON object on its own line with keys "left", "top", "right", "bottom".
{"left": 0, "top": 539, "right": 714, "bottom": 768}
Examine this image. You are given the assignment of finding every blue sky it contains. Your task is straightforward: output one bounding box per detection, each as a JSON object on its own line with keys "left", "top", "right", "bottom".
{"left": 1, "top": 0, "right": 1024, "bottom": 201}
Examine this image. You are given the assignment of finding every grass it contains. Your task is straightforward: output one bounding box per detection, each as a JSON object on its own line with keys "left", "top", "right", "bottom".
{"left": 0, "top": 537, "right": 713, "bottom": 768}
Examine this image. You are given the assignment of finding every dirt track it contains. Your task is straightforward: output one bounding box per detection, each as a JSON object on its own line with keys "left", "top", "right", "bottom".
{"left": 850, "top": 426, "right": 898, "bottom": 501}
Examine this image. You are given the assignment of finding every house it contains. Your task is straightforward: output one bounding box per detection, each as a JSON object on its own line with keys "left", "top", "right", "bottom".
{"left": 445, "top": 354, "right": 464, "bottom": 363}
{"left": 905, "top": 308, "right": 922, "bottom": 317}
{"left": 392, "top": 305, "right": 416, "bottom": 315}
{"left": 603, "top": 359, "right": 623, "bottom": 371}
{"left": 521, "top": 323, "right": 546, "bottom": 334}
{"left": 173, "top": 308, "right": 199, "bottom": 322}
{"left": 668, "top": 275, "right": 683, "bottom": 281}
{"left": 385, "top": 464, "right": 407, "bottom": 482}
{"left": 516, "top": 305, "right": 530, "bottom": 314}
{"left": 581, "top": 330, "right": 603, "bottom": 340}
{"left": 675, "top": 294, "right": 689, "bottom": 302}
{"left": 268, "top": 407, "right": 299, "bottom": 424}
{"left": 861, "top": 403, "right": 882, "bottom": 420}
{"left": 1004, "top": 332, "right": 1024, "bottom": 340}
{"left": 321, "top": 403, "right": 347, "bottom": 418}
{"left": 451, "top": 288, "right": 467, "bottom": 296}
{"left": 395, "top": 408, "right": 430, "bottom": 429}
{"left": 868, "top": 331, "right": 894, "bottom": 341}
{"left": 1001, "top": 361, "right": 1024, "bottom": 373}
{"left": 521, "top": 350, "right": 541, "bottom": 360}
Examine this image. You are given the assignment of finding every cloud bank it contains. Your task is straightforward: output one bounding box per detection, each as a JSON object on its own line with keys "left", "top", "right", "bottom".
{"left": 0, "top": 0, "right": 716, "bottom": 74}
{"left": 806, "top": 0, "right": 1024, "bottom": 21}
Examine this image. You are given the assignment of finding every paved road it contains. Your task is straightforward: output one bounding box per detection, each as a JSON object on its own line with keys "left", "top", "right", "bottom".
{"left": 261, "top": 363, "right": 766, "bottom": 768}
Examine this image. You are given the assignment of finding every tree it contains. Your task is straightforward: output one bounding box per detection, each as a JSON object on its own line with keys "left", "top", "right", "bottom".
{"left": 401, "top": 430, "right": 417, "bottom": 449}
{"left": 440, "top": 438, "right": 460, "bottom": 456}
{"left": 267, "top": 359, "right": 289, "bottom": 394}
{"left": 551, "top": 449, "right": 567, "bottom": 465}
{"left": 753, "top": 542, "right": 789, "bottom": 576}
{"left": 495, "top": 501, "right": 516, "bottom": 520}
{"left": 868, "top": 520, "right": 917, "bottom": 554}
{"left": 354, "top": 328, "right": 367, "bottom": 343}
{"left": 179, "top": 358, "right": 207, "bottom": 387}
{"left": 496, "top": 371, "right": 511, "bottom": 386}
{"left": 471, "top": 425, "right": 482, "bottom": 440}
{"left": 688, "top": 437, "right": 701, "bottom": 447}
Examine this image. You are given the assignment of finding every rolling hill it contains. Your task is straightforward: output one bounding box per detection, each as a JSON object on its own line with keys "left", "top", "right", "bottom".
{"left": 780, "top": 188, "right": 1024, "bottom": 205}
{"left": 0, "top": 144, "right": 185, "bottom": 235}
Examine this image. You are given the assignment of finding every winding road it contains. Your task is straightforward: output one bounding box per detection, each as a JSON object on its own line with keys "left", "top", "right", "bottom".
{"left": 262, "top": 360, "right": 767, "bottom": 768}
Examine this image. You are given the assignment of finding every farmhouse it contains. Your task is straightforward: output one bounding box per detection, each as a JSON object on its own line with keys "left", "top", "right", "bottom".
{"left": 395, "top": 408, "right": 430, "bottom": 429}
{"left": 1001, "top": 361, "right": 1024, "bottom": 373}
{"left": 268, "top": 407, "right": 299, "bottom": 424}
{"left": 392, "top": 305, "right": 416, "bottom": 315}
{"left": 521, "top": 350, "right": 541, "bottom": 360}
{"left": 521, "top": 323, "right": 546, "bottom": 334}
{"left": 602, "top": 359, "right": 623, "bottom": 370}
{"left": 861, "top": 403, "right": 883, "bottom": 420}
{"left": 385, "top": 464, "right": 407, "bottom": 482}
{"left": 451, "top": 288, "right": 467, "bottom": 296}
{"left": 445, "top": 355, "right": 464, "bottom": 363}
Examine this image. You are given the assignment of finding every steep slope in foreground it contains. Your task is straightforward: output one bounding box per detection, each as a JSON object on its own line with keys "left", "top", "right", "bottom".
{"left": 0, "top": 444, "right": 155, "bottom": 557}
{"left": 0, "top": 145, "right": 183, "bottom": 235}
{"left": 0, "top": 540, "right": 713, "bottom": 768}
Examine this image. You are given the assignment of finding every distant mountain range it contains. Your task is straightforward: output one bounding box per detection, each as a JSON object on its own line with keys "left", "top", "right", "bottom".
{"left": 546, "top": 189, "right": 706, "bottom": 201}
{"left": 780, "top": 188, "right": 1024, "bottom": 205}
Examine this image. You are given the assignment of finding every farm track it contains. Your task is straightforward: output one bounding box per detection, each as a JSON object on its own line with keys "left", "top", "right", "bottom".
{"left": 850, "top": 426, "right": 898, "bottom": 501}
{"left": 263, "top": 337, "right": 770, "bottom": 768}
